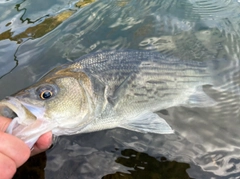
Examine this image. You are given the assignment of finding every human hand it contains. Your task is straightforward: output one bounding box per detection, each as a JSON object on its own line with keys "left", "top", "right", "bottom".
{"left": 0, "top": 116, "right": 52, "bottom": 179}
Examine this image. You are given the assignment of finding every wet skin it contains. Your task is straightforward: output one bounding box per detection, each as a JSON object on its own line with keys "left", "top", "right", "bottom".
{"left": 0, "top": 116, "right": 52, "bottom": 179}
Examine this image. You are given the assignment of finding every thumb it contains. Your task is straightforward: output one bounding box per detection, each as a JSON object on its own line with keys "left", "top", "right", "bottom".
{"left": 0, "top": 116, "right": 12, "bottom": 132}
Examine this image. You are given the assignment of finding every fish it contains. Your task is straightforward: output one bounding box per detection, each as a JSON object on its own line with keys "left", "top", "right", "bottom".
{"left": 0, "top": 50, "right": 234, "bottom": 148}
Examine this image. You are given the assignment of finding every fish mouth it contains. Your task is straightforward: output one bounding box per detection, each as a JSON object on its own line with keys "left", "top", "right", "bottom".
{"left": 0, "top": 104, "right": 18, "bottom": 119}
{"left": 0, "top": 97, "right": 52, "bottom": 148}
{"left": 0, "top": 97, "right": 39, "bottom": 126}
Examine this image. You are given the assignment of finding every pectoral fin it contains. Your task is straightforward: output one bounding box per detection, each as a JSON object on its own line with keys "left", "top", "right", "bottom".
{"left": 120, "top": 112, "right": 174, "bottom": 134}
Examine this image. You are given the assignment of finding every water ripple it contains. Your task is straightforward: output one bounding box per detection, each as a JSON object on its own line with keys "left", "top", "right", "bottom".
{"left": 0, "top": 0, "right": 240, "bottom": 178}
{"left": 189, "top": 0, "right": 232, "bottom": 14}
{"left": 189, "top": 0, "right": 240, "bottom": 35}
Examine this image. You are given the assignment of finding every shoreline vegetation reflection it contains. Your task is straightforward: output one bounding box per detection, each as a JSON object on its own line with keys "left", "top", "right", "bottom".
{"left": 0, "top": 0, "right": 95, "bottom": 79}
{"left": 0, "top": 0, "right": 95, "bottom": 44}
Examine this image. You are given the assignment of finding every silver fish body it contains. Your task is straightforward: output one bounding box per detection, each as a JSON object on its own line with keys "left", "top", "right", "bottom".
{"left": 67, "top": 51, "right": 214, "bottom": 132}
{"left": 0, "top": 50, "right": 223, "bottom": 147}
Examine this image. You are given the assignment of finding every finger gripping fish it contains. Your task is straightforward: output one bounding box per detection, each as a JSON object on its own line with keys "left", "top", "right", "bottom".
{"left": 0, "top": 50, "right": 225, "bottom": 148}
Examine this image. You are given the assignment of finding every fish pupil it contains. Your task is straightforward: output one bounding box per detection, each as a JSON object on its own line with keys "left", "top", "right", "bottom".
{"left": 41, "top": 91, "right": 52, "bottom": 99}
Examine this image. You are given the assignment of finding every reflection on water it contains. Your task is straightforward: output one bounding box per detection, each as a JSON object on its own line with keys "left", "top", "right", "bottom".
{"left": 0, "top": 0, "right": 96, "bottom": 86}
{"left": 0, "top": 0, "right": 95, "bottom": 44}
{"left": 103, "top": 149, "right": 191, "bottom": 179}
{"left": 0, "top": 10, "right": 75, "bottom": 43}
{"left": 0, "top": 0, "right": 240, "bottom": 178}
{"left": 15, "top": 147, "right": 192, "bottom": 179}
{"left": 75, "top": 0, "right": 96, "bottom": 8}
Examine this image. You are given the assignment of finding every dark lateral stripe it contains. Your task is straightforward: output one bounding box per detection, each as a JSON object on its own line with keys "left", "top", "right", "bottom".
{"left": 146, "top": 80, "right": 166, "bottom": 84}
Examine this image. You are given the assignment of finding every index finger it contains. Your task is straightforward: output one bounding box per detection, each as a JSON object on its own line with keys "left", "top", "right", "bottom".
{"left": 0, "top": 116, "right": 11, "bottom": 132}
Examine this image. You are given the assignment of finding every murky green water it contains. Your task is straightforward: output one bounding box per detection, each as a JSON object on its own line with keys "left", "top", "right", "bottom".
{"left": 1, "top": 0, "right": 240, "bottom": 178}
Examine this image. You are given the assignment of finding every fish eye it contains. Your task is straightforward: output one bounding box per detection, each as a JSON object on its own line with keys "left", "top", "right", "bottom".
{"left": 36, "top": 85, "right": 57, "bottom": 100}
{"left": 40, "top": 90, "right": 53, "bottom": 100}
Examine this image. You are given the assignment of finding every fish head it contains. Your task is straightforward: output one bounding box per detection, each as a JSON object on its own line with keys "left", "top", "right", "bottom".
{"left": 0, "top": 70, "right": 93, "bottom": 135}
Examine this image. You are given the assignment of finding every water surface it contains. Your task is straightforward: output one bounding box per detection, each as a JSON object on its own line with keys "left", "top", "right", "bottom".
{"left": 0, "top": 0, "right": 240, "bottom": 178}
